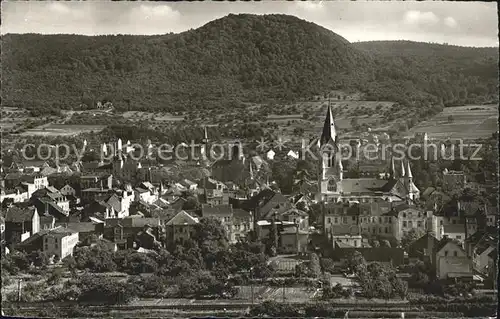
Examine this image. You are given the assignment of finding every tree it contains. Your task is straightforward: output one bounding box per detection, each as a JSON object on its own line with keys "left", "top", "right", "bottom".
{"left": 400, "top": 229, "right": 423, "bottom": 252}
{"left": 309, "top": 253, "right": 321, "bottom": 278}
{"left": 47, "top": 268, "right": 64, "bottom": 285}
{"left": 29, "top": 250, "right": 49, "bottom": 268}
{"left": 345, "top": 251, "right": 366, "bottom": 274}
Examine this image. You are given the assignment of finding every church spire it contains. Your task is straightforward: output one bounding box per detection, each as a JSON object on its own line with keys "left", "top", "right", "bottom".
{"left": 406, "top": 161, "right": 413, "bottom": 178}
{"left": 249, "top": 160, "right": 254, "bottom": 180}
{"left": 400, "top": 160, "right": 406, "bottom": 177}
{"left": 203, "top": 126, "right": 208, "bottom": 144}
{"left": 319, "top": 99, "right": 337, "bottom": 147}
{"left": 390, "top": 156, "right": 396, "bottom": 179}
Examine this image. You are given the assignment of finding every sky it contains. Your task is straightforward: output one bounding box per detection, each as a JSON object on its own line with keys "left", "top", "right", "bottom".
{"left": 1, "top": 1, "right": 498, "bottom": 47}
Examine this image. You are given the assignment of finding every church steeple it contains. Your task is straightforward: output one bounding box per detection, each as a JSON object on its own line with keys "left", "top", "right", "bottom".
{"left": 406, "top": 161, "right": 413, "bottom": 179}
{"left": 319, "top": 99, "right": 337, "bottom": 147}
{"left": 390, "top": 156, "right": 396, "bottom": 179}
{"left": 400, "top": 160, "right": 406, "bottom": 178}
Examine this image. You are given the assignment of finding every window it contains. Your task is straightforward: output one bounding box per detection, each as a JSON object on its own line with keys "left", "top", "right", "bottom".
{"left": 354, "top": 240, "right": 358, "bottom": 247}
{"left": 352, "top": 216, "right": 356, "bottom": 221}
{"left": 334, "top": 217, "right": 338, "bottom": 224}
{"left": 327, "top": 218, "right": 331, "bottom": 224}
{"left": 417, "top": 221, "right": 422, "bottom": 228}
{"left": 456, "top": 235, "right": 461, "bottom": 239}
{"left": 440, "top": 220, "right": 443, "bottom": 226}
{"left": 403, "top": 221, "right": 407, "bottom": 227}
{"left": 444, "top": 251, "right": 448, "bottom": 256}
{"left": 342, "top": 217, "right": 347, "bottom": 224}
{"left": 453, "top": 251, "right": 458, "bottom": 257}
{"left": 385, "top": 227, "right": 388, "bottom": 234}
{"left": 403, "top": 213, "right": 406, "bottom": 218}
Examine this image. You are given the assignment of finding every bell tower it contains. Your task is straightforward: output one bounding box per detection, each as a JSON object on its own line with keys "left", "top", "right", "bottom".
{"left": 318, "top": 99, "right": 342, "bottom": 196}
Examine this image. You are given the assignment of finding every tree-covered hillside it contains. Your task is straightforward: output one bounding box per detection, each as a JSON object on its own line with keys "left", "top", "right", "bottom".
{"left": 1, "top": 14, "right": 498, "bottom": 113}
{"left": 353, "top": 41, "right": 498, "bottom": 106}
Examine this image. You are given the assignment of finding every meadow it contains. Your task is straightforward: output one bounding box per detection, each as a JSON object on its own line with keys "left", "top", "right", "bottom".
{"left": 20, "top": 124, "right": 107, "bottom": 136}
{"left": 408, "top": 104, "right": 498, "bottom": 139}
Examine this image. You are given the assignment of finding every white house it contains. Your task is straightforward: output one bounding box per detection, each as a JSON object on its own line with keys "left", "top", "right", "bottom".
{"left": 266, "top": 149, "right": 276, "bottom": 160}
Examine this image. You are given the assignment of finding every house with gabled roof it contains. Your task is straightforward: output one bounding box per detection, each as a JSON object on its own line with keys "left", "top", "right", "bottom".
{"left": 246, "top": 188, "right": 293, "bottom": 220}
{"left": 4, "top": 205, "right": 40, "bottom": 246}
{"left": 328, "top": 224, "right": 362, "bottom": 248}
{"left": 435, "top": 237, "right": 473, "bottom": 280}
{"left": 165, "top": 210, "right": 199, "bottom": 249}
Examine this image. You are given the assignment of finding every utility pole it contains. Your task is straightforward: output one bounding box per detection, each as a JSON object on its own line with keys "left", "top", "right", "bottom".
{"left": 282, "top": 281, "right": 286, "bottom": 302}
{"left": 17, "top": 279, "right": 23, "bottom": 302}
{"left": 250, "top": 267, "right": 254, "bottom": 305}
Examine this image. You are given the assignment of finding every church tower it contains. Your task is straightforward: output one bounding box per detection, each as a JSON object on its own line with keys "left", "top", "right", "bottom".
{"left": 318, "top": 100, "right": 342, "bottom": 197}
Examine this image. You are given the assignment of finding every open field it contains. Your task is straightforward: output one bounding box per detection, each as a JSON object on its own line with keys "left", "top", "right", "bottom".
{"left": 19, "top": 124, "right": 107, "bottom": 136}
{"left": 409, "top": 104, "right": 498, "bottom": 139}
{"left": 122, "top": 111, "right": 184, "bottom": 122}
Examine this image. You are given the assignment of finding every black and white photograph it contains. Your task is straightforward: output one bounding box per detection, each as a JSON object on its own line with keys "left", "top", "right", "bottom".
{"left": 0, "top": 1, "right": 498, "bottom": 318}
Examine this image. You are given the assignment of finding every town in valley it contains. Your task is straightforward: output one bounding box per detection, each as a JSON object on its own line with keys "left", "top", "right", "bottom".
{"left": 1, "top": 2, "right": 498, "bottom": 318}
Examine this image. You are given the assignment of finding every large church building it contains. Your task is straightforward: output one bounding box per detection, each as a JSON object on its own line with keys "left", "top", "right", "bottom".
{"left": 315, "top": 104, "right": 420, "bottom": 204}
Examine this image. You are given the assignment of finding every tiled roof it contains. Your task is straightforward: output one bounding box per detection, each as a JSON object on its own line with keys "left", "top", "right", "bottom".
{"left": 435, "top": 237, "right": 464, "bottom": 253}
{"left": 330, "top": 224, "right": 361, "bottom": 236}
{"left": 5, "top": 206, "right": 37, "bottom": 222}
{"left": 47, "top": 226, "right": 78, "bottom": 236}
{"left": 281, "top": 208, "right": 308, "bottom": 217}
{"left": 443, "top": 224, "right": 465, "bottom": 234}
{"left": 62, "top": 222, "right": 96, "bottom": 233}
{"left": 233, "top": 208, "right": 252, "bottom": 220}
{"left": 337, "top": 178, "right": 396, "bottom": 194}
{"left": 202, "top": 204, "right": 233, "bottom": 216}
{"left": 135, "top": 187, "right": 149, "bottom": 194}
{"left": 120, "top": 217, "right": 160, "bottom": 228}
{"left": 165, "top": 210, "right": 199, "bottom": 226}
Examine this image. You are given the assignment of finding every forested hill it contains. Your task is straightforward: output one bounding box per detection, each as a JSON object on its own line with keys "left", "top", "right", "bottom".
{"left": 1, "top": 14, "right": 498, "bottom": 113}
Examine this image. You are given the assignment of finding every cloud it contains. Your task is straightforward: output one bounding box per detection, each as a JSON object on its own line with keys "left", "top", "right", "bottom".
{"left": 136, "top": 4, "right": 181, "bottom": 21}
{"left": 48, "top": 2, "right": 71, "bottom": 14}
{"left": 295, "top": 1, "right": 324, "bottom": 12}
{"left": 444, "top": 16, "right": 458, "bottom": 28}
{"left": 403, "top": 10, "right": 439, "bottom": 26}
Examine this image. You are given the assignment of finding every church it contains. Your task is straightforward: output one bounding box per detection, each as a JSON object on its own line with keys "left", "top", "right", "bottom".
{"left": 315, "top": 104, "right": 420, "bottom": 204}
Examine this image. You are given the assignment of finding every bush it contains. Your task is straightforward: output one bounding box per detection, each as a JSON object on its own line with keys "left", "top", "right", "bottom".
{"left": 304, "top": 303, "right": 343, "bottom": 317}
{"left": 77, "top": 275, "right": 138, "bottom": 304}
{"left": 250, "top": 301, "right": 302, "bottom": 317}
{"left": 47, "top": 268, "right": 64, "bottom": 285}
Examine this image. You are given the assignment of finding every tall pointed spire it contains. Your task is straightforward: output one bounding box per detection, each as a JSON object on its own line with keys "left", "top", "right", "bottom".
{"left": 203, "top": 126, "right": 208, "bottom": 143}
{"left": 391, "top": 156, "right": 396, "bottom": 179}
{"left": 249, "top": 161, "right": 254, "bottom": 180}
{"left": 400, "top": 160, "right": 405, "bottom": 177}
{"left": 406, "top": 161, "right": 413, "bottom": 178}
{"left": 319, "top": 98, "right": 337, "bottom": 147}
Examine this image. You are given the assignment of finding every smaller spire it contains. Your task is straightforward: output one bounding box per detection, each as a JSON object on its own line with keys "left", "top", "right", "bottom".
{"left": 406, "top": 161, "right": 413, "bottom": 178}
{"left": 391, "top": 156, "right": 396, "bottom": 178}
{"left": 203, "top": 126, "right": 208, "bottom": 143}
{"left": 400, "top": 160, "right": 405, "bottom": 177}
{"left": 249, "top": 161, "right": 254, "bottom": 180}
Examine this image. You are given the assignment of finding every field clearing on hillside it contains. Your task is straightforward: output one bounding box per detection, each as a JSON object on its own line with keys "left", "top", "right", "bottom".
{"left": 409, "top": 104, "right": 498, "bottom": 139}
{"left": 122, "top": 111, "right": 184, "bottom": 122}
{"left": 19, "top": 124, "right": 107, "bottom": 136}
